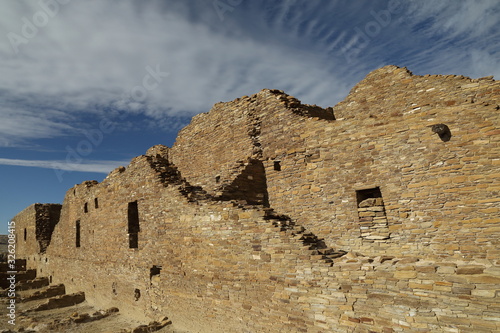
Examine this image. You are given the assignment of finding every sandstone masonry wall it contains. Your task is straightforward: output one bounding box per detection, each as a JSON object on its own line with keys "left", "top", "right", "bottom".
{"left": 12, "top": 66, "right": 500, "bottom": 332}
{"left": 169, "top": 103, "right": 256, "bottom": 197}
{"left": 13, "top": 203, "right": 61, "bottom": 263}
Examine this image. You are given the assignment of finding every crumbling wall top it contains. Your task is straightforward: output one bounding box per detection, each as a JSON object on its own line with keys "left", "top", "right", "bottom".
{"left": 332, "top": 65, "right": 498, "bottom": 120}
{"left": 145, "top": 144, "right": 170, "bottom": 160}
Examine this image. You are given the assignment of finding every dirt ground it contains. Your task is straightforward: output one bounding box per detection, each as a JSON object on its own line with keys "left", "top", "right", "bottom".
{"left": 0, "top": 287, "right": 188, "bottom": 333}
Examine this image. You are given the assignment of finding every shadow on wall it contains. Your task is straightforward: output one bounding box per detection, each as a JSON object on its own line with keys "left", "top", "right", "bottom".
{"left": 218, "top": 160, "right": 270, "bottom": 206}
{"left": 430, "top": 123, "right": 452, "bottom": 142}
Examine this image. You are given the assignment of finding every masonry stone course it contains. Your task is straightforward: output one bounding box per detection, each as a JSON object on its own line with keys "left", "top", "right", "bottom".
{"left": 10, "top": 65, "right": 500, "bottom": 332}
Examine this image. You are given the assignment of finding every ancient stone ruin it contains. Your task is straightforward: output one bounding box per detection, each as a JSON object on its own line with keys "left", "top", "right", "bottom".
{"left": 9, "top": 66, "right": 500, "bottom": 332}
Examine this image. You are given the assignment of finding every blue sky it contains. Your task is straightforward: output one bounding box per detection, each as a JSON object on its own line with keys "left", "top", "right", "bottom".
{"left": 1, "top": 0, "right": 499, "bottom": 233}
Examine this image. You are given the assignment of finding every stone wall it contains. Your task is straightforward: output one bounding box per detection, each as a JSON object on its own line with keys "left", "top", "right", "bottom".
{"left": 12, "top": 66, "right": 500, "bottom": 332}
{"left": 166, "top": 67, "right": 500, "bottom": 261}
{"left": 255, "top": 67, "right": 500, "bottom": 261}
{"left": 169, "top": 102, "right": 255, "bottom": 197}
{"left": 12, "top": 203, "right": 61, "bottom": 261}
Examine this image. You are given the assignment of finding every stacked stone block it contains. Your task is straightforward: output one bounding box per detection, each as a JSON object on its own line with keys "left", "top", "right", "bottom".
{"left": 357, "top": 197, "right": 389, "bottom": 241}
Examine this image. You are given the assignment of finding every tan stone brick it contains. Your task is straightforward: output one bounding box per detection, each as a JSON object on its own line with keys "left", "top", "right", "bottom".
{"left": 464, "top": 275, "right": 500, "bottom": 284}
{"left": 456, "top": 266, "right": 484, "bottom": 275}
{"left": 471, "top": 289, "right": 496, "bottom": 298}
{"left": 409, "top": 282, "right": 433, "bottom": 290}
{"left": 394, "top": 271, "right": 417, "bottom": 279}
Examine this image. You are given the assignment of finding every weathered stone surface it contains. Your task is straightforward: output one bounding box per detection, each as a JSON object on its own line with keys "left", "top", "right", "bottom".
{"left": 359, "top": 198, "right": 384, "bottom": 208}
{"left": 32, "top": 292, "right": 85, "bottom": 311}
{"left": 11, "top": 203, "right": 61, "bottom": 259}
{"left": 456, "top": 265, "right": 485, "bottom": 275}
{"left": 16, "top": 277, "right": 49, "bottom": 291}
{"left": 11, "top": 65, "right": 500, "bottom": 333}
{"left": 22, "top": 284, "right": 65, "bottom": 301}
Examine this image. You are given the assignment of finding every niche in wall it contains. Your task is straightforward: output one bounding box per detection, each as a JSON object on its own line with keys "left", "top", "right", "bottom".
{"left": 356, "top": 187, "right": 390, "bottom": 241}
{"left": 128, "top": 201, "right": 140, "bottom": 249}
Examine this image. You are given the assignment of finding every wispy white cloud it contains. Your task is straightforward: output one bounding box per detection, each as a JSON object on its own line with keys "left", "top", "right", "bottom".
{"left": 0, "top": 158, "right": 127, "bottom": 174}
{"left": 0, "top": 103, "right": 74, "bottom": 143}
{"left": 402, "top": 0, "right": 500, "bottom": 77}
{"left": 0, "top": 1, "right": 354, "bottom": 147}
{"left": 407, "top": 0, "right": 499, "bottom": 38}
{"left": 0, "top": 0, "right": 498, "bottom": 149}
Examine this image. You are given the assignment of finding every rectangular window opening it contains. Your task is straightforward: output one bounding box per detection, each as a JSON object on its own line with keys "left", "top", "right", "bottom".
{"left": 76, "top": 220, "right": 81, "bottom": 248}
{"left": 94, "top": 198, "right": 99, "bottom": 209}
{"left": 24, "top": 228, "right": 27, "bottom": 242}
{"left": 273, "top": 161, "right": 281, "bottom": 171}
{"left": 128, "top": 201, "right": 140, "bottom": 248}
{"left": 84, "top": 203, "right": 88, "bottom": 213}
{"left": 356, "top": 187, "right": 389, "bottom": 241}
{"left": 356, "top": 187, "right": 382, "bottom": 206}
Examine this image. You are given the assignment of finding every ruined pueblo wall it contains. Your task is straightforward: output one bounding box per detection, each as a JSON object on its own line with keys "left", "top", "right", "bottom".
{"left": 12, "top": 203, "right": 61, "bottom": 266}
{"left": 169, "top": 103, "right": 257, "bottom": 197}
{"left": 27, "top": 151, "right": 358, "bottom": 332}
{"left": 12, "top": 205, "right": 38, "bottom": 262}
{"left": 13, "top": 66, "right": 500, "bottom": 332}
{"left": 173, "top": 65, "right": 500, "bottom": 261}
{"left": 260, "top": 66, "right": 500, "bottom": 260}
